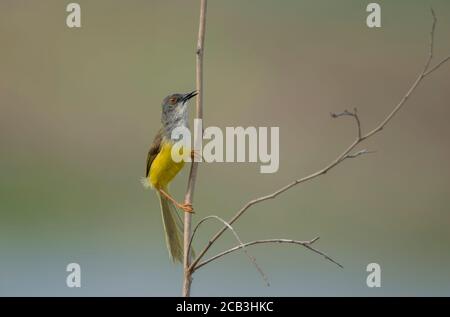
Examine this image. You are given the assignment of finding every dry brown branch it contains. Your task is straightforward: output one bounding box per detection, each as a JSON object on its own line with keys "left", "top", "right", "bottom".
{"left": 194, "top": 237, "right": 343, "bottom": 271}
{"left": 182, "top": 0, "right": 207, "bottom": 297}
{"left": 187, "top": 8, "right": 450, "bottom": 277}
{"left": 189, "top": 215, "right": 269, "bottom": 285}
{"left": 189, "top": 216, "right": 343, "bottom": 278}
{"left": 331, "top": 108, "right": 362, "bottom": 140}
{"left": 343, "top": 149, "right": 375, "bottom": 159}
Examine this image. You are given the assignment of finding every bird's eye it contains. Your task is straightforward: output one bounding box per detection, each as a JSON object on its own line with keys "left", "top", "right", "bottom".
{"left": 169, "top": 97, "right": 177, "bottom": 105}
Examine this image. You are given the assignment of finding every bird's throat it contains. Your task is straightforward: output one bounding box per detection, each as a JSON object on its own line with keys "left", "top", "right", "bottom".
{"left": 162, "top": 105, "right": 189, "bottom": 140}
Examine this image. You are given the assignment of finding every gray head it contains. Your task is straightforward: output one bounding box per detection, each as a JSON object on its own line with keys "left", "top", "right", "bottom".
{"left": 161, "top": 90, "right": 197, "bottom": 136}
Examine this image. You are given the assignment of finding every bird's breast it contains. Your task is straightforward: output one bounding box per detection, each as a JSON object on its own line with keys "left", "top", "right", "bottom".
{"left": 149, "top": 140, "right": 186, "bottom": 188}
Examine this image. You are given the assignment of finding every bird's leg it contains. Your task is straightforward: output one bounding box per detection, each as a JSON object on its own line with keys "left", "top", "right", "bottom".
{"left": 158, "top": 188, "right": 194, "bottom": 213}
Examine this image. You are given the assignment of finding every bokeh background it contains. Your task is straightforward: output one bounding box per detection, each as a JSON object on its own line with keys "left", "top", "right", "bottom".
{"left": 1, "top": 0, "right": 450, "bottom": 296}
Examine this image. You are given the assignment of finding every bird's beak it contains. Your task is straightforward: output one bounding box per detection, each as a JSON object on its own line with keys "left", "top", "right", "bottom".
{"left": 181, "top": 90, "right": 198, "bottom": 103}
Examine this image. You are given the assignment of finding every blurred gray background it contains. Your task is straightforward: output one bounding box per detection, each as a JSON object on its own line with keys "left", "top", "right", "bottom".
{"left": 1, "top": 0, "right": 450, "bottom": 296}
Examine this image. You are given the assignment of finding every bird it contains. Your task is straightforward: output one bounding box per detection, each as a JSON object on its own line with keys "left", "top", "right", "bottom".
{"left": 142, "top": 90, "right": 198, "bottom": 263}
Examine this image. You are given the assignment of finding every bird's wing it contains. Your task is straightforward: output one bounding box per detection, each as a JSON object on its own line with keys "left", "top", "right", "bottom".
{"left": 146, "top": 128, "right": 164, "bottom": 177}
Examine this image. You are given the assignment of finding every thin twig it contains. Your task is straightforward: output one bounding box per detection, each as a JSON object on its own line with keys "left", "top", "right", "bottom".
{"left": 331, "top": 108, "right": 362, "bottom": 140}
{"left": 424, "top": 55, "right": 450, "bottom": 77}
{"left": 343, "top": 149, "right": 375, "bottom": 160}
{"left": 189, "top": 215, "right": 269, "bottom": 286}
{"left": 182, "top": 0, "right": 207, "bottom": 297}
{"left": 195, "top": 237, "right": 343, "bottom": 271}
{"left": 423, "top": 7, "right": 437, "bottom": 73}
{"left": 188, "top": 8, "right": 450, "bottom": 273}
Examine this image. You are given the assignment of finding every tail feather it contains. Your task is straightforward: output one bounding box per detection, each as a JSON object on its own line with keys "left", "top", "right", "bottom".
{"left": 158, "top": 191, "right": 184, "bottom": 263}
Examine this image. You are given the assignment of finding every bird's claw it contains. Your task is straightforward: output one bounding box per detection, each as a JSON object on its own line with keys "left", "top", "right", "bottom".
{"left": 179, "top": 203, "right": 194, "bottom": 213}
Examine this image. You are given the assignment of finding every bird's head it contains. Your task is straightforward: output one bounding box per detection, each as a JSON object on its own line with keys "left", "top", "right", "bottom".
{"left": 161, "top": 90, "right": 198, "bottom": 132}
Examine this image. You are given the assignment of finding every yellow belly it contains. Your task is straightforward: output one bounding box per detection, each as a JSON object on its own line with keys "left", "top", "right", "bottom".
{"left": 149, "top": 141, "right": 185, "bottom": 189}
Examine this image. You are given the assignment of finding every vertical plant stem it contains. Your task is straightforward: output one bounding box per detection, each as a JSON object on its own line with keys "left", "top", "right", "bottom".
{"left": 182, "top": 0, "right": 207, "bottom": 297}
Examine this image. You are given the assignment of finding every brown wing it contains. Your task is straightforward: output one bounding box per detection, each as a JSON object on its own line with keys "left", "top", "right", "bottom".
{"left": 146, "top": 128, "right": 163, "bottom": 177}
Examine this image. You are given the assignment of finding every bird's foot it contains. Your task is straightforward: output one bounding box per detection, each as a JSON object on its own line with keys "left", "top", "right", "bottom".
{"left": 178, "top": 202, "right": 194, "bottom": 213}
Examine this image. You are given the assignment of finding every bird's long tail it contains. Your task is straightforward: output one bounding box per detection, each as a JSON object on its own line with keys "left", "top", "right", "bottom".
{"left": 158, "top": 189, "right": 184, "bottom": 263}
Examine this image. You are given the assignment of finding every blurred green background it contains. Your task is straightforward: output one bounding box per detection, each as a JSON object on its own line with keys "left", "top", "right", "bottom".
{"left": 1, "top": 0, "right": 450, "bottom": 296}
